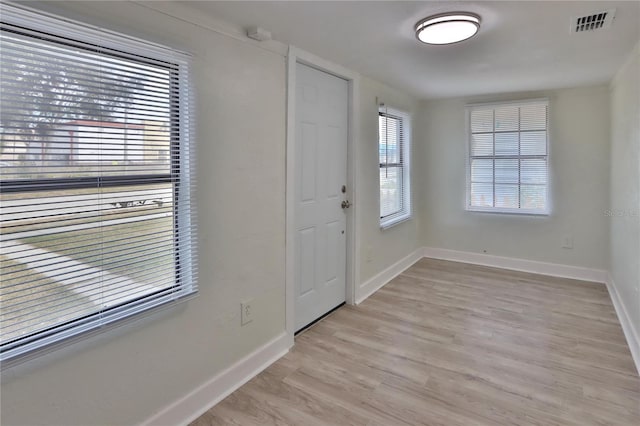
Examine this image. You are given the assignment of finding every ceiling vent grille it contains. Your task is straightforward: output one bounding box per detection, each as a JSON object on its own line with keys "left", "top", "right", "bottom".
{"left": 573, "top": 9, "right": 616, "bottom": 33}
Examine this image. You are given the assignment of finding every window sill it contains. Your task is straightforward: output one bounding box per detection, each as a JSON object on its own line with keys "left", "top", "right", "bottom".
{"left": 380, "top": 214, "right": 412, "bottom": 230}
{"left": 466, "top": 206, "right": 549, "bottom": 216}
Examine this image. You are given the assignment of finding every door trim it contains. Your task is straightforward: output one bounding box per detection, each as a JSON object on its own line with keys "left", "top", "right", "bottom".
{"left": 286, "top": 46, "right": 360, "bottom": 346}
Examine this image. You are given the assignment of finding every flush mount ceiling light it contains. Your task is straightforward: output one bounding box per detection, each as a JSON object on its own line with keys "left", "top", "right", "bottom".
{"left": 415, "top": 12, "right": 481, "bottom": 45}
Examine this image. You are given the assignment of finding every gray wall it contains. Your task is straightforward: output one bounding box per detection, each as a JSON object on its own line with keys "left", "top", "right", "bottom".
{"left": 357, "top": 76, "right": 422, "bottom": 283}
{"left": 1, "top": 2, "right": 636, "bottom": 426}
{"left": 0, "top": 2, "right": 422, "bottom": 425}
{"left": 609, "top": 42, "right": 640, "bottom": 342}
{"left": 1, "top": 2, "right": 289, "bottom": 425}
{"left": 418, "top": 86, "right": 611, "bottom": 269}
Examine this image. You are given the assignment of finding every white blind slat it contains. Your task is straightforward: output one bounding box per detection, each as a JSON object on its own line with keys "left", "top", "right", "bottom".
{"left": 378, "top": 105, "right": 411, "bottom": 227}
{"left": 467, "top": 100, "right": 548, "bottom": 214}
{"left": 0, "top": 4, "right": 197, "bottom": 362}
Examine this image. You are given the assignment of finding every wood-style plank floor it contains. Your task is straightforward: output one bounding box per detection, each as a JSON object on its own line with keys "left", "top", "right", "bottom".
{"left": 192, "top": 258, "right": 640, "bottom": 426}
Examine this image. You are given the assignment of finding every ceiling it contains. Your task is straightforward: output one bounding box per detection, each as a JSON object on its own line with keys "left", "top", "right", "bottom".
{"left": 182, "top": 1, "right": 639, "bottom": 99}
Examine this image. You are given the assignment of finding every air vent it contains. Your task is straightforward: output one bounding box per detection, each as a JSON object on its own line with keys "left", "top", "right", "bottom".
{"left": 573, "top": 9, "right": 616, "bottom": 33}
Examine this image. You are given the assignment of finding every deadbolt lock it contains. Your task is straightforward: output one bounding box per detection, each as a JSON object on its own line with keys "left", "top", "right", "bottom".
{"left": 341, "top": 185, "right": 347, "bottom": 194}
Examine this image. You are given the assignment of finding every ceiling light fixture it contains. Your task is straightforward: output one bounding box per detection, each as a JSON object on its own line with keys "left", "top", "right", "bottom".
{"left": 415, "top": 12, "right": 481, "bottom": 45}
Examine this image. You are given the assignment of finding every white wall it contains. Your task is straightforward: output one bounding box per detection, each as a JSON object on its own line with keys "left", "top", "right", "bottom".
{"left": 609, "top": 42, "right": 640, "bottom": 339}
{"left": 1, "top": 2, "right": 632, "bottom": 425}
{"left": 1, "top": 2, "right": 288, "bottom": 425}
{"left": 418, "top": 86, "right": 611, "bottom": 269}
{"left": 0, "top": 2, "right": 422, "bottom": 425}
{"left": 357, "top": 77, "right": 422, "bottom": 283}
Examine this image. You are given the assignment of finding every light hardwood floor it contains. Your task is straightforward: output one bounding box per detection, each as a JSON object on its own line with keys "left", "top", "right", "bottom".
{"left": 192, "top": 258, "right": 640, "bottom": 426}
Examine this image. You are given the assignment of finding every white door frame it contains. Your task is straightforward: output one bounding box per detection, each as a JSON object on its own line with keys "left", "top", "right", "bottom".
{"left": 286, "top": 46, "right": 360, "bottom": 346}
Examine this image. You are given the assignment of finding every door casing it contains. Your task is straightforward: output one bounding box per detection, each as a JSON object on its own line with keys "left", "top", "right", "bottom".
{"left": 285, "top": 46, "right": 360, "bottom": 347}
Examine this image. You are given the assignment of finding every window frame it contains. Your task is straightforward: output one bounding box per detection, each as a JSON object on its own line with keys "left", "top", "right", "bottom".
{"left": 378, "top": 106, "right": 412, "bottom": 229}
{"left": 465, "top": 98, "right": 550, "bottom": 216}
{"left": 0, "top": 5, "right": 197, "bottom": 363}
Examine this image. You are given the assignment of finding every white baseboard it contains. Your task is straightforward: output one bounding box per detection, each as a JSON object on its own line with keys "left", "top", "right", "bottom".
{"left": 356, "top": 248, "right": 423, "bottom": 304}
{"left": 422, "top": 247, "right": 608, "bottom": 283}
{"left": 606, "top": 273, "right": 640, "bottom": 375}
{"left": 142, "top": 332, "right": 291, "bottom": 426}
{"left": 141, "top": 250, "right": 629, "bottom": 426}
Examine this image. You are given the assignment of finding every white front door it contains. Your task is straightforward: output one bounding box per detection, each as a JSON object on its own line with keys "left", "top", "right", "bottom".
{"left": 294, "top": 63, "right": 348, "bottom": 331}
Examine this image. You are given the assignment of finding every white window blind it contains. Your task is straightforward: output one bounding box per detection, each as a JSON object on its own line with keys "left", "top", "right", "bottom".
{"left": 379, "top": 105, "right": 411, "bottom": 228}
{"left": 0, "top": 5, "right": 197, "bottom": 361}
{"left": 467, "top": 99, "right": 549, "bottom": 215}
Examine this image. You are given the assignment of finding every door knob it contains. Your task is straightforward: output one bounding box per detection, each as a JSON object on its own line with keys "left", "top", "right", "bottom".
{"left": 341, "top": 200, "right": 351, "bottom": 209}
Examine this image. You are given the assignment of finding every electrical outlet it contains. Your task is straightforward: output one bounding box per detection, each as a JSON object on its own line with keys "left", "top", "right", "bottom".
{"left": 365, "top": 245, "right": 373, "bottom": 263}
{"left": 241, "top": 300, "right": 253, "bottom": 326}
{"left": 562, "top": 235, "right": 573, "bottom": 249}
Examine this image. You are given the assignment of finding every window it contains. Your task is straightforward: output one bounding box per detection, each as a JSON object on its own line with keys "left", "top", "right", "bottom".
{"left": 379, "top": 105, "right": 411, "bottom": 228}
{"left": 0, "top": 6, "right": 197, "bottom": 361}
{"left": 466, "top": 99, "right": 549, "bottom": 215}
